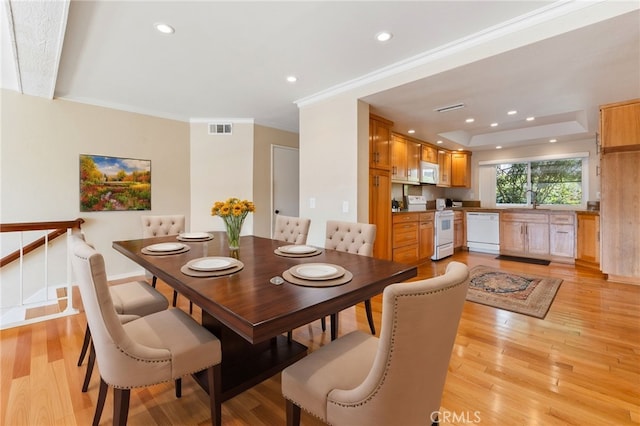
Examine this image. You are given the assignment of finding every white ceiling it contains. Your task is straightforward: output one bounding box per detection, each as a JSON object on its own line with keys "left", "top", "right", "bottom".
{"left": 2, "top": 1, "right": 639, "bottom": 152}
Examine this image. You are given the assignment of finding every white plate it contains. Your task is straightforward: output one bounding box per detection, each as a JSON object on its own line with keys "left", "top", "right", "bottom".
{"left": 187, "top": 257, "right": 237, "bottom": 272}
{"left": 179, "top": 232, "right": 211, "bottom": 239}
{"left": 145, "top": 243, "right": 185, "bottom": 252}
{"left": 279, "top": 245, "right": 316, "bottom": 254}
{"left": 290, "top": 263, "right": 345, "bottom": 280}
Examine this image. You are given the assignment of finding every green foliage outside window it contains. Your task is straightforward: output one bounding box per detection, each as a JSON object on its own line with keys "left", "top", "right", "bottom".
{"left": 496, "top": 159, "right": 582, "bottom": 206}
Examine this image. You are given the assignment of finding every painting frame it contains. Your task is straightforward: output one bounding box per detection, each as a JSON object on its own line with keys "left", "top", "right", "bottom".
{"left": 79, "top": 154, "right": 151, "bottom": 212}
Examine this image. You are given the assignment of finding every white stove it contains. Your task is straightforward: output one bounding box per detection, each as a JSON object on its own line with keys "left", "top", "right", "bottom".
{"left": 432, "top": 210, "right": 454, "bottom": 260}
{"left": 405, "top": 195, "right": 427, "bottom": 211}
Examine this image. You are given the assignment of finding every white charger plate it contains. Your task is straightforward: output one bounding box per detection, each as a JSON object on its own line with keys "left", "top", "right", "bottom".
{"left": 278, "top": 245, "right": 316, "bottom": 254}
{"left": 289, "top": 263, "right": 345, "bottom": 281}
{"left": 187, "top": 257, "right": 237, "bottom": 272}
{"left": 145, "top": 243, "right": 186, "bottom": 252}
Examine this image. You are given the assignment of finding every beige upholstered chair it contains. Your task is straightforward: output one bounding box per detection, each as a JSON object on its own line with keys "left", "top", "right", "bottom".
{"left": 77, "top": 279, "right": 169, "bottom": 392}
{"left": 282, "top": 261, "right": 469, "bottom": 426}
{"left": 70, "top": 236, "right": 222, "bottom": 426}
{"left": 324, "top": 220, "right": 377, "bottom": 339}
{"left": 141, "top": 215, "right": 187, "bottom": 310}
{"left": 273, "top": 215, "right": 311, "bottom": 245}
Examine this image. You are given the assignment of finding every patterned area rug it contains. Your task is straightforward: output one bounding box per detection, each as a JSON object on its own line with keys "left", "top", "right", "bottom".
{"left": 465, "top": 265, "right": 562, "bottom": 319}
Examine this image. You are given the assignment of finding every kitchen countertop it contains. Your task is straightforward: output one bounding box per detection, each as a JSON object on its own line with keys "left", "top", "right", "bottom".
{"left": 392, "top": 207, "right": 599, "bottom": 215}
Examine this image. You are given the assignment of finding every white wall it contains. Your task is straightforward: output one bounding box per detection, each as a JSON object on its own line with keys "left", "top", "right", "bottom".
{"left": 0, "top": 90, "right": 191, "bottom": 281}
{"left": 298, "top": 95, "right": 362, "bottom": 246}
{"left": 189, "top": 121, "right": 255, "bottom": 234}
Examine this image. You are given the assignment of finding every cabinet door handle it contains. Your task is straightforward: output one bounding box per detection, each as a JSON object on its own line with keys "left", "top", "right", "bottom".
{"left": 557, "top": 231, "right": 569, "bottom": 234}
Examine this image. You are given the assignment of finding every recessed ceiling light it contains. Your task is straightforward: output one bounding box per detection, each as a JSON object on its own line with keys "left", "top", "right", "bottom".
{"left": 526, "top": 116, "right": 535, "bottom": 121}
{"left": 457, "top": 148, "right": 464, "bottom": 151}
{"left": 507, "top": 110, "right": 518, "bottom": 115}
{"left": 490, "top": 122, "right": 498, "bottom": 127}
{"left": 376, "top": 31, "right": 393, "bottom": 42}
{"left": 286, "top": 76, "right": 297, "bottom": 83}
{"left": 436, "top": 140, "right": 443, "bottom": 144}
{"left": 465, "top": 118, "right": 475, "bottom": 123}
{"left": 408, "top": 129, "right": 415, "bottom": 134}
{"left": 154, "top": 23, "right": 175, "bottom": 34}
{"left": 549, "top": 139, "right": 557, "bottom": 143}
{"left": 496, "top": 146, "right": 502, "bottom": 149}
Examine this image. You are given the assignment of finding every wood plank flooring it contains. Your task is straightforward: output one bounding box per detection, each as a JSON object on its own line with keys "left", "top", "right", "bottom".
{"left": 1, "top": 251, "right": 639, "bottom": 425}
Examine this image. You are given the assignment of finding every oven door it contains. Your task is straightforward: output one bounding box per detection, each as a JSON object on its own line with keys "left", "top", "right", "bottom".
{"left": 435, "top": 214, "right": 454, "bottom": 245}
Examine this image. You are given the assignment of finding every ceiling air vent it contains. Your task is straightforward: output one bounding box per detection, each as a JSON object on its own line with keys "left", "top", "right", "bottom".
{"left": 434, "top": 103, "right": 465, "bottom": 113}
{"left": 208, "top": 123, "right": 233, "bottom": 135}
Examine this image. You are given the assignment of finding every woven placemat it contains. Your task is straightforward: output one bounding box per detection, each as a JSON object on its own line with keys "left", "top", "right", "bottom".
{"left": 141, "top": 246, "right": 191, "bottom": 256}
{"left": 282, "top": 270, "right": 352, "bottom": 287}
{"left": 180, "top": 261, "right": 244, "bottom": 277}
{"left": 273, "top": 249, "right": 322, "bottom": 258}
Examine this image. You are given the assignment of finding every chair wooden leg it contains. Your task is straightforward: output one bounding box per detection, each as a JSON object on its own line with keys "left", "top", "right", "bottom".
{"left": 330, "top": 313, "right": 338, "bottom": 341}
{"left": 364, "top": 299, "right": 376, "bottom": 335}
{"left": 82, "top": 343, "right": 96, "bottom": 392}
{"left": 287, "top": 331, "right": 293, "bottom": 342}
{"left": 286, "top": 399, "right": 301, "bottom": 426}
{"left": 208, "top": 364, "right": 222, "bottom": 426}
{"left": 175, "top": 378, "right": 182, "bottom": 398}
{"left": 320, "top": 316, "right": 326, "bottom": 331}
{"left": 92, "top": 378, "right": 108, "bottom": 426}
{"left": 78, "top": 325, "right": 91, "bottom": 366}
{"left": 172, "top": 290, "right": 178, "bottom": 307}
{"left": 151, "top": 275, "right": 157, "bottom": 288}
{"left": 189, "top": 301, "right": 193, "bottom": 314}
{"left": 113, "top": 388, "right": 131, "bottom": 426}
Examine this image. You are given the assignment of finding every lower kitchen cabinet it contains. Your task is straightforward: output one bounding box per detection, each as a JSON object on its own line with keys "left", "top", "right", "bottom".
{"left": 453, "top": 210, "right": 464, "bottom": 249}
{"left": 549, "top": 213, "right": 575, "bottom": 261}
{"left": 419, "top": 212, "right": 434, "bottom": 260}
{"left": 392, "top": 213, "right": 419, "bottom": 263}
{"left": 500, "top": 212, "right": 549, "bottom": 257}
{"left": 576, "top": 212, "right": 600, "bottom": 269}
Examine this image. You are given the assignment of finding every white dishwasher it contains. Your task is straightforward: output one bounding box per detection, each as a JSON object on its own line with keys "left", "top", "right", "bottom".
{"left": 466, "top": 212, "right": 500, "bottom": 254}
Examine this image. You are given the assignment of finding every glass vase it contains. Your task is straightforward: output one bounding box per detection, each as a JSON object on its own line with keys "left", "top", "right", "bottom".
{"left": 224, "top": 218, "right": 243, "bottom": 250}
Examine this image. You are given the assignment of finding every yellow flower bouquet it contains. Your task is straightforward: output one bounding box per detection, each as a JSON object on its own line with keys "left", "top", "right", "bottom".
{"left": 211, "top": 197, "right": 255, "bottom": 249}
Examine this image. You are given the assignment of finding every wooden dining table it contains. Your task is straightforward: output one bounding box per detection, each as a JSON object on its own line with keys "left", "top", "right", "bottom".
{"left": 113, "top": 232, "right": 417, "bottom": 401}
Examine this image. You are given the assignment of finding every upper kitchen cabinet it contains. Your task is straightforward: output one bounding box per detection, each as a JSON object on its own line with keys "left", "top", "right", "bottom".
{"left": 391, "top": 133, "right": 420, "bottom": 184}
{"left": 391, "top": 133, "right": 408, "bottom": 182}
{"left": 437, "top": 150, "right": 452, "bottom": 187}
{"left": 599, "top": 99, "right": 640, "bottom": 152}
{"left": 451, "top": 151, "right": 472, "bottom": 188}
{"left": 421, "top": 144, "right": 438, "bottom": 164}
{"left": 369, "top": 114, "right": 393, "bottom": 170}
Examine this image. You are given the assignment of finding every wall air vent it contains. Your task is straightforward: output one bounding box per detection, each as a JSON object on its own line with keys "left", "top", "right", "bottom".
{"left": 208, "top": 123, "right": 233, "bottom": 135}
{"left": 434, "top": 103, "right": 465, "bottom": 113}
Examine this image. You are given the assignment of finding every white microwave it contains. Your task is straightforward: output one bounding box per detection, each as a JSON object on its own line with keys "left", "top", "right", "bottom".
{"left": 420, "top": 161, "right": 439, "bottom": 184}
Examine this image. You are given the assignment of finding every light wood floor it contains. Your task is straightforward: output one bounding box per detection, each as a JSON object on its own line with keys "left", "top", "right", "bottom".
{"left": 1, "top": 251, "right": 639, "bottom": 425}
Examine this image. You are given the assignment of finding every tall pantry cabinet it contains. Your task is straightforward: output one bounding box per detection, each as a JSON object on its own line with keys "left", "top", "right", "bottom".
{"left": 599, "top": 99, "right": 640, "bottom": 283}
{"left": 369, "top": 114, "right": 393, "bottom": 260}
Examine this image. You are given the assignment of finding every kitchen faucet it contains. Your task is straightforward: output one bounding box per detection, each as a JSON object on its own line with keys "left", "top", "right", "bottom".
{"left": 525, "top": 189, "right": 538, "bottom": 209}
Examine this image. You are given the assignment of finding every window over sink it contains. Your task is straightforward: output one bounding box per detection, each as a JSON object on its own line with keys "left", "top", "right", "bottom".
{"left": 478, "top": 152, "right": 589, "bottom": 209}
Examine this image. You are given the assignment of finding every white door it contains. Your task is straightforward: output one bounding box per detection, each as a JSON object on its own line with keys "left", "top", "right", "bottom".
{"left": 272, "top": 145, "right": 300, "bottom": 236}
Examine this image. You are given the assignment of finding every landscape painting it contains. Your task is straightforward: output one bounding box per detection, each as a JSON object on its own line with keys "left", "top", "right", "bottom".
{"left": 80, "top": 154, "right": 151, "bottom": 211}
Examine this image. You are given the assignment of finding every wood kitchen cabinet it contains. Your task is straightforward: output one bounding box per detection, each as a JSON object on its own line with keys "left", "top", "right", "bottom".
{"left": 453, "top": 210, "right": 464, "bottom": 250}
{"left": 437, "top": 150, "right": 451, "bottom": 187}
{"left": 576, "top": 212, "right": 600, "bottom": 270}
{"left": 500, "top": 212, "right": 549, "bottom": 257}
{"left": 421, "top": 144, "right": 438, "bottom": 163}
{"left": 392, "top": 213, "right": 419, "bottom": 263}
{"left": 419, "top": 212, "right": 434, "bottom": 260}
{"left": 369, "top": 114, "right": 392, "bottom": 170}
{"left": 369, "top": 169, "right": 392, "bottom": 260}
{"left": 391, "top": 133, "right": 408, "bottom": 182}
{"left": 451, "top": 151, "right": 472, "bottom": 188}
{"left": 549, "top": 213, "right": 575, "bottom": 261}
{"left": 599, "top": 99, "right": 640, "bottom": 283}
{"left": 369, "top": 114, "right": 393, "bottom": 261}
{"left": 599, "top": 99, "right": 640, "bottom": 151}
{"left": 407, "top": 141, "right": 421, "bottom": 183}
